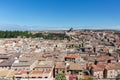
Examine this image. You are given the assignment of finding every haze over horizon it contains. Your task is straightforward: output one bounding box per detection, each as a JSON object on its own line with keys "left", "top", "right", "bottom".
{"left": 0, "top": 0, "right": 120, "bottom": 30}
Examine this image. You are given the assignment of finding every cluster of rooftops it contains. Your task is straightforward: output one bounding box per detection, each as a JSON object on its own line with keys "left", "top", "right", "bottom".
{"left": 0, "top": 30, "right": 120, "bottom": 80}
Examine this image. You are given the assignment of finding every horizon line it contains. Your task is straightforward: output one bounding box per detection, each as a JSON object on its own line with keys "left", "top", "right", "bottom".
{"left": 0, "top": 24, "right": 120, "bottom": 31}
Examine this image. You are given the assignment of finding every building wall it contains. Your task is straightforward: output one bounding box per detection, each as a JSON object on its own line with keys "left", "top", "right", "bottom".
{"left": 0, "top": 66, "right": 10, "bottom": 70}
{"left": 94, "top": 71, "right": 103, "bottom": 79}
{"left": 30, "top": 60, "right": 38, "bottom": 70}
{"left": 107, "top": 70, "right": 117, "bottom": 78}
{"left": 55, "top": 68, "right": 65, "bottom": 76}
{"left": 14, "top": 70, "right": 53, "bottom": 80}
{"left": 11, "top": 60, "right": 38, "bottom": 70}
{"left": 14, "top": 78, "right": 51, "bottom": 80}
{"left": 11, "top": 66, "right": 30, "bottom": 70}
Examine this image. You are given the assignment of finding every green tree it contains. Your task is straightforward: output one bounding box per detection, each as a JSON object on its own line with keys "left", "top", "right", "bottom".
{"left": 55, "top": 73, "right": 66, "bottom": 80}
{"left": 87, "top": 77, "right": 93, "bottom": 80}
{"left": 116, "top": 74, "right": 120, "bottom": 80}
{"left": 79, "top": 78, "right": 85, "bottom": 80}
{"left": 0, "top": 77, "right": 4, "bottom": 80}
{"left": 0, "top": 30, "right": 67, "bottom": 39}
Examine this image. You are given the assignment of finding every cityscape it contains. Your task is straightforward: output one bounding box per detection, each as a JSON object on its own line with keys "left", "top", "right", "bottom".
{"left": 0, "top": 0, "right": 120, "bottom": 80}
{"left": 0, "top": 29, "right": 119, "bottom": 80}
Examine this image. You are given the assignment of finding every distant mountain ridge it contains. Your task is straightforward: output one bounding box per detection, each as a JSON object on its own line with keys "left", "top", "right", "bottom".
{"left": 0, "top": 24, "right": 120, "bottom": 31}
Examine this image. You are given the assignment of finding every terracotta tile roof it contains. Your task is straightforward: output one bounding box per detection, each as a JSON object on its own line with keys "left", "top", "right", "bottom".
{"left": 114, "top": 63, "right": 120, "bottom": 69}
{"left": 91, "top": 62, "right": 120, "bottom": 71}
{"left": 30, "top": 70, "right": 43, "bottom": 74}
{"left": 0, "top": 57, "right": 15, "bottom": 67}
{"left": 55, "top": 62, "right": 65, "bottom": 69}
{"left": 65, "top": 54, "right": 80, "bottom": 59}
{"left": 14, "top": 70, "right": 52, "bottom": 78}
{"left": 36, "top": 61, "right": 53, "bottom": 68}
{"left": 44, "top": 70, "right": 51, "bottom": 73}
{"left": 15, "top": 70, "right": 27, "bottom": 75}
{"left": 0, "top": 69, "right": 9, "bottom": 77}
{"left": 7, "top": 71, "right": 17, "bottom": 78}
{"left": 92, "top": 65, "right": 103, "bottom": 71}
{"left": 89, "top": 62, "right": 106, "bottom": 72}
{"left": 15, "top": 70, "right": 51, "bottom": 75}
{"left": 96, "top": 63, "right": 106, "bottom": 69}
{"left": 68, "top": 62, "right": 82, "bottom": 70}
{"left": 106, "top": 63, "right": 120, "bottom": 70}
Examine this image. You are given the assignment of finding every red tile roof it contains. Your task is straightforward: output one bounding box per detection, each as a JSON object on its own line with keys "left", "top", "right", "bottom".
{"left": 65, "top": 54, "right": 80, "bottom": 59}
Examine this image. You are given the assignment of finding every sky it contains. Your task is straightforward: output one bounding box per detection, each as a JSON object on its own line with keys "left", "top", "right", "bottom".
{"left": 0, "top": 0, "right": 120, "bottom": 30}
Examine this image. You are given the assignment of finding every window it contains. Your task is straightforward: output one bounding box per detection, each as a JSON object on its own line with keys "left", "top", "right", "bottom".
{"left": 38, "top": 77, "right": 42, "bottom": 78}
{"left": 110, "top": 71, "right": 112, "bottom": 74}
{"left": 111, "top": 75, "right": 112, "bottom": 78}
{"left": 44, "top": 76, "right": 48, "bottom": 78}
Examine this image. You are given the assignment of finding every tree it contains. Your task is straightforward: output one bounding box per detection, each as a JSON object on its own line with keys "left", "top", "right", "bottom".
{"left": 116, "top": 74, "right": 120, "bottom": 80}
{"left": 79, "top": 78, "right": 85, "bottom": 80}
{"left": 0, "top": 77, "right": 4, "bottom": 80}
{"left": 55, "top": 73, "right": 66, "bottom": 80}
{"left": 84, "top": 70, "right": 89, "bottom": 75}
{"left": 87, "top": 77, "right": 93, "bottom": 80}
